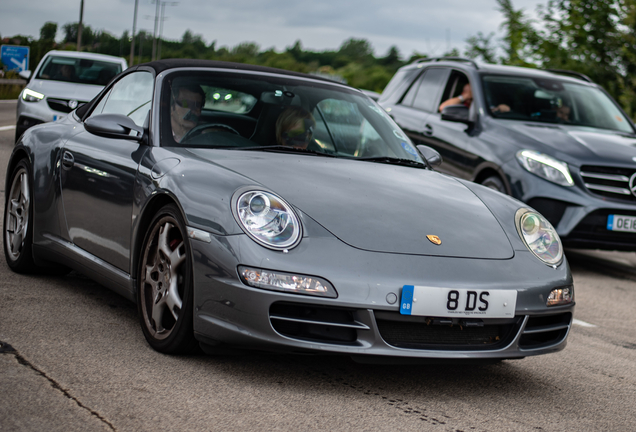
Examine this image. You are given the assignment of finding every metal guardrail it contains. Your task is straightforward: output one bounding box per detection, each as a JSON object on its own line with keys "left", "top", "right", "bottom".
{"left": 0, "top": 79, "right": 27, "bottom": 85}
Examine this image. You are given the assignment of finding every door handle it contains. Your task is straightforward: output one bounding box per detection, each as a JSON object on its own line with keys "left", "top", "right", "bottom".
{"left": 62, "top": 151, "right": 75, "bottom": 170}
{"left": 423, "top": 124, "right": 434, "bottom": 136}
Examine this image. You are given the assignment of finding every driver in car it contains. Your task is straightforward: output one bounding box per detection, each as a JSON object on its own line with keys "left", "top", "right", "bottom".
{"left": 171, "top": 82, "right": 205, "bottom": 142}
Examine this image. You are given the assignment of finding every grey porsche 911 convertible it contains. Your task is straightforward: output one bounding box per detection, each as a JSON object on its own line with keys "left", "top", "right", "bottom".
{"left": 4, "top": 59, "right": 574, "bottom": 361}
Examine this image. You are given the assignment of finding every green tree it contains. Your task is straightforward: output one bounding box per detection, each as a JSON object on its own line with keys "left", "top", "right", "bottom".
{"left": 537, "top": 1, "right": 624, "bottom": 104}
{"left": 464, "top": 32, "right": 498, "bottom": 64}
{"left": 62, "top": 22, "right": 94, "bottom": 47}
{"left": 379, "top": 46, "right": 403, "bottom": 72}
{"left": 35, "top": 22, "right": 58, "bottom": 66}
{"left": 338, "top": 38, "right": 374, "bottom": 64}
{"left": 496, "top": 0, "right": 540, "bottom": 66}
{"left": 39, "top": 22, "right": 57, "bottom": 41}
{"left": 620, "top": 0, "right": 636, "bottom": 116}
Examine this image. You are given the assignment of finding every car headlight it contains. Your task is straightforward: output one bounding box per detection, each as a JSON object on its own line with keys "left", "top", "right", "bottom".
{"left": 22, "top": 88, "right": 45, "bottom": 103}
{"left": 238, "top": 266, "right": 337, "bottom": 298}
{"left": 516, "top": 150, "right": 574, "bottom": 186}
{"left": 234, "top": 190, "right": 302, "bottom": 250}
{"left": 515, "top": 208, "right": 563, "bottom": 266}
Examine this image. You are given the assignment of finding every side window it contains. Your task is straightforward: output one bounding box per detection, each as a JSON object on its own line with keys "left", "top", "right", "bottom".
{"left": 89, "top": 71, "right": 154, "bottom": 126}
{"left": 411, "top": 68, "right": 449, "bottom": 112}
{"left": 379, "top": 68, "right": 419, "bottom": 105}
{"left": 401, "top": 71, "right": 424, "bottom": 107}
{"left": 441, "top": 71, "right": 470, "bottom": 105}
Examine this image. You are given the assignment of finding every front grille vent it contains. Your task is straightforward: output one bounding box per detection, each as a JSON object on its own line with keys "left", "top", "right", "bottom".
{"left": 269, "top": 302, "right": 368, "bottom": 345}
{"left": 47, "top": 98, "right": 87, "bottom": 114}
{"left": 580, "top": 166, "right": 636, "bottom": 202}
{"left": 375, "top": 312, "right": 522, "bottom": 351}
{"left": 519, "top": 312, "right": 572, "bottom": 349}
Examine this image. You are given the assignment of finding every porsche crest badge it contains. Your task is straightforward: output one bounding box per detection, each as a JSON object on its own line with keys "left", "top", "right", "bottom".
{"left": 426, "top": 235, "right": 442, "bottom": 245}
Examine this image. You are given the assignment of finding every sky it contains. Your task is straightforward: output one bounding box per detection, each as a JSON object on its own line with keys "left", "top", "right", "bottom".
{"left": 0, "top": 0, "right": 545, "bottom": 59}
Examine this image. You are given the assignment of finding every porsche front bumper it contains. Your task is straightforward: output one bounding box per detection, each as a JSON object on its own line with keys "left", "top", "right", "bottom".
{"left": 190, "top": 232, "right": 574, "bottom": 360}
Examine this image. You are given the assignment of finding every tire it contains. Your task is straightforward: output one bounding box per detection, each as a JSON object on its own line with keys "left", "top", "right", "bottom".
{"left": 137, "top": 204, "right": 197, "bottom": 354}
{"left": 481, "top": 175, "right": 506, "bottom": 194}
{"left": 3, "top": 159, "right": 36, "bottom": 273}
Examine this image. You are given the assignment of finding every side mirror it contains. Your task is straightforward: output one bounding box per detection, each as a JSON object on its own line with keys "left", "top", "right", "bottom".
{"left": 85, "top": 114, "right": 144, "bottom": 141}
{"left": 18, "top": 70, "right": 32, "bottom": 80}
{"left": 416, "top": 145, "right": 443, "bottom": 168}
{"left": 441, "top": 104, "right": 470, "bottom": 124}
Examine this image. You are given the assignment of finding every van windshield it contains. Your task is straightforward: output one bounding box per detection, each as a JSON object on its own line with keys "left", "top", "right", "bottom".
{"left": 482, "top": 75, "right": 634, "bottom": 133}
{"left": 36, "top": 56, "right": 122, "bottom": 86}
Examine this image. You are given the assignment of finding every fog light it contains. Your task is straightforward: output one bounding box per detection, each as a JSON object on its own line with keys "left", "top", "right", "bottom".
{"left": 238, "top": 266, "right": 337, "bottom": 298}
{"left": 547, "top": 286, "right": 573, "bottom": 306}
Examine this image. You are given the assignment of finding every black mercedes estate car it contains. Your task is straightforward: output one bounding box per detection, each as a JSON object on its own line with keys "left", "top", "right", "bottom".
{"left": 379, "top": 57, "right": 636, "bottom": 251}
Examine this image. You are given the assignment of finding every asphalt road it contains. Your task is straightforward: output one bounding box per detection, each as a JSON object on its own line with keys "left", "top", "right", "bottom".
{"left": 0, "top": 100, "right": 635, "bottom": 431}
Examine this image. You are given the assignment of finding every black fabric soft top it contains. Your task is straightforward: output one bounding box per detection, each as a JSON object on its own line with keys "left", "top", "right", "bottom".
{"left": 138, "top": 59, "right": 341, "bottom": 85}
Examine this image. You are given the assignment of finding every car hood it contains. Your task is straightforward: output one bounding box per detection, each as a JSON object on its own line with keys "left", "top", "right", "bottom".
{"left": 26, "top": 79, "right": 104, "bottom": 101}
{"left": 189, "top": 150, "right": 514, "bottom": 259}
{"left": 498, "top": 121, "right": 636, "bottom": 165}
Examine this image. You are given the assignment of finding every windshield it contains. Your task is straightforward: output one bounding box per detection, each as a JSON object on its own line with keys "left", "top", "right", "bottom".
{"left": 482, "top": 75, "right": 634, "bottom": 133}
{"left": 161, "top": 72, "right": 424, "bottom": 164}
{"left": 36, "top": 55, "right": 122, "bottom": 86}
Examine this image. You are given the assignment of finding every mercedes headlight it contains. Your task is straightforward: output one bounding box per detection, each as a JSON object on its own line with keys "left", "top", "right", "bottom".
{"left": 22, "top": 88, "right": 45, "bottom": 103}
{"left": 234, "top": 190, "right": 302, "bottom": 250}
{"left": 516, "top": 150, "right": 574, "bottom": 186}
{"left": 515, "top": 208, "right": 563, "bottom": 266}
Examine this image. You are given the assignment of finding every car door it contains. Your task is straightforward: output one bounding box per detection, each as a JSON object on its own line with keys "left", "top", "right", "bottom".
{"left": 419, "top": 70, "right": 482, "bottom": 180}
{"left": 60, "top": 71, "right": 153, "bottom": 272}
{"left": 387, "top": 67, "right": 449, "bottom": 152}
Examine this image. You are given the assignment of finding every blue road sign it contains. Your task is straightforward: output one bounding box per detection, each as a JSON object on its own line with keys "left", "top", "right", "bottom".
{"left": 1, "top": 45, "right": 30, "bottom": 72}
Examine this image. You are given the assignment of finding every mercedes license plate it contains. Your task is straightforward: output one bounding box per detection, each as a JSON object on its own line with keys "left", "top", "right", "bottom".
{"left": 607, "top": 214, "right": 636, "bottom": 233}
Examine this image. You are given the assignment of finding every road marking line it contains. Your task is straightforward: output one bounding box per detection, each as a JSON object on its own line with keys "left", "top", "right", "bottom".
{"left": 0, "top": 125, "right": 16, "bottom": 131}
{"left": 573, "top": 318, "right": 597, "bottom": 328}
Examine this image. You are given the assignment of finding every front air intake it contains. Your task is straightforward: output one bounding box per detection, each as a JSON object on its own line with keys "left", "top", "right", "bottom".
{"left": 269, "top": 302, "right": 369, "bottom": 344}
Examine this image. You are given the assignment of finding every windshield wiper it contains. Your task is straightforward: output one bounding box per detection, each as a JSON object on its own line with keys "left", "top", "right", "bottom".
{"left": 232, "top": 145, "right": 338, "bottom": 157}
{"left": 357, "top": 156, "right": 426, "bottom": 168}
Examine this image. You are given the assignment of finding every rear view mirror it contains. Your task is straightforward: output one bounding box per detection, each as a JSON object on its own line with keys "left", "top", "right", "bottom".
{"left": 260, "top": 90, "right": 298, "bottom": 105}
{"left": 441, "top": 105, "right": 470, "bottom": 124}
{"left": 18, "top": 70, "right": 32, "bottom": 81}
{"left": 85, "top": 114, "right": 144, "bottom": 141}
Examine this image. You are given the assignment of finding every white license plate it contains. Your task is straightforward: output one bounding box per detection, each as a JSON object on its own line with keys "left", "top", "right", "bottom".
{"left": 400, "top": 285, "right": 517, "bottom": 318}
{"left": 53, "top": 115, "right": 65, "bottom": 122}
{"left": 607, "top": 214, "right": 636, "bottom": 233}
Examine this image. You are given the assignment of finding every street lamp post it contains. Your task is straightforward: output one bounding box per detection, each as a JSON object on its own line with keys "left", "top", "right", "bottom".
{"left": 138, "top": 31, "right": 144, "bottom": 61}
{"left": 130, "top": 0, "right": 139, "bottom": 66}
{"left": 151, "top": 0, "right": 160, "bottom": 61}
{"left": 77, "top": 0, "right": 84, "bottom": 51}
{"left": 157, "top": 1, "right": 179, "bottom": 60}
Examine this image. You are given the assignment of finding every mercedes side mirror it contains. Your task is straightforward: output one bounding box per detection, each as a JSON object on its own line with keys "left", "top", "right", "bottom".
{"left": 18, "top": 70, "right": 32, "bottom": 81}
{"left": 441, "top": 105, "right": 471, "bottom": 124}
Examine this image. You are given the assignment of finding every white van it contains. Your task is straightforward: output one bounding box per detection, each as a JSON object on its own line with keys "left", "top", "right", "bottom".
{"left": 15, "top": 50, "right": 128, "bottom": 141}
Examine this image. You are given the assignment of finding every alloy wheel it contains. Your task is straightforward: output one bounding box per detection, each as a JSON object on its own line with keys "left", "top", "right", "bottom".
{"left": 140, "top": 217, "right": 187, "bottom": 340}
{"left": 5, "top": 166, "right": 30, "bottom": 262}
